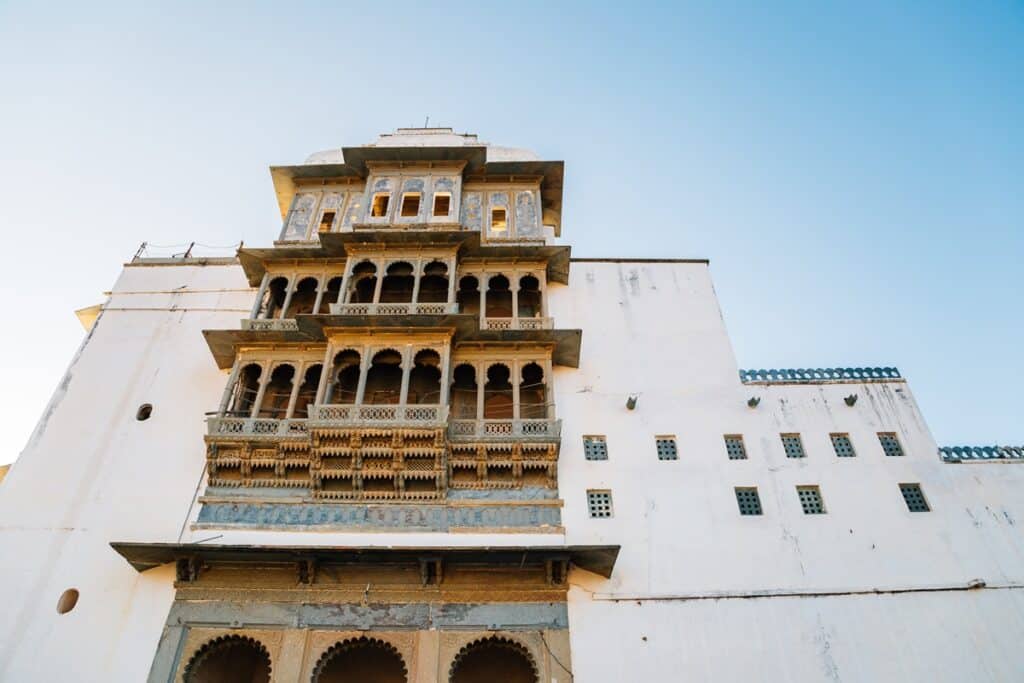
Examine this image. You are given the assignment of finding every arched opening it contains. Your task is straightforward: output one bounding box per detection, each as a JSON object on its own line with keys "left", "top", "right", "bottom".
{"left": 317, "top": 276, "right": 343, "bottom": 314}
{"left": 259, "top": 364, "right": 295, "bottom": 418}
{"left": 293, "top": 364, "right": 322, "bottom": 418}
{"left": 450, "top": 364, "right": 478, "bottom": 418}
{"left": 365, "top": 349, "right": 403, "bottom": 404}
{"left": 518, "top": 275, "right": 541, "bottom": 318}
{"left": 408, "top": 349, "right": 441, "bottom": 404}
{"left": 519, "top": 363, "right": 547, "bottom": 419}
{"left": 326, "top": 350, "right": 360, "bottom": 404}
{"left": 483, "top": 364, "right": 513, "bottom": 419}
{"left": 457, "top": 275, "right": 480, "bottom": 316}
{"left": 285, "top": 277, "right": 318, "bottom": 317}
{"left": 349, "top": 262, "right": 377, "bottom": 304}
{"left": 228, "top": 364, "right": 262, "bottom": 416}
{"left": 312, "top": 637, "right": 407, "bottom": 683}
{"left": 261, "top": 277, "right": 289, "bottom": 318}
{"left": 380, "top": 262, "right": 415, "bottom": 303}
{"left": 449, "top": 637, "right": 537, "bottom": 683}
{"left": 184, "top": 635, "right": 271, "bottom": 683}
{"left": 417, "top": 261, "right": 449, "bottom": 303}
{"left": 485, "top": 274, "right": 512, "bottom": 318}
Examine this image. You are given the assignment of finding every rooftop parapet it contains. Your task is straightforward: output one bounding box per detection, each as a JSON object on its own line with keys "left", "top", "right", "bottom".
{"left": 739, "top": 367, "right": 902, "bottom": 384}
{"left": 939, "top": 445, "right": 1024, "bottom": 463}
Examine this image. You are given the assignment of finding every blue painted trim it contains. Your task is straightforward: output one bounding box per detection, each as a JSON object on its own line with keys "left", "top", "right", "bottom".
{"left": 739, "top": 367, "right": 901, "bottom": 383}
{"left": 939, "top": 445, "right": 1024, "bottom": 462}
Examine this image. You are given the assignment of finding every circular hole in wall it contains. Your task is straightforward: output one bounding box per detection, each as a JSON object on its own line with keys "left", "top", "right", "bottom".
{"left": 56, "top": 588, "right": 79, "bottom": 614}
{"left": 136, "top": 404, "right": 153, "bottom": 421}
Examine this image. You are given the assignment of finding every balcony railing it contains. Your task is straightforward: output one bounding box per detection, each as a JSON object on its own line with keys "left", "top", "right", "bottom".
{"left": 330, "top": 302, "right": 460, "bottom": 316}
{"left": 482, "top": 317, "right": 553, "bottom": 331}
{"left": 207, "top": 416, "right": 309, "bottom": 437}
{"left": 309, "top": 404, "right": 449, "bottom": 426}
{"left": 448, "top": 418, "right": 562, "bottom": 440}
{"left": 241, "top": 318, "right": 300, "bottom": 332}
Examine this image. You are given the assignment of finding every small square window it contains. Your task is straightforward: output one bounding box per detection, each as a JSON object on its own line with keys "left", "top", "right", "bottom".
{"left": 725, "top": 435, "right": 747, "bottom": 460}
{"left": 491, "top": 208, "right": 507, "bottom": 232}
{"left": 370, "top": 193, "right": 390, "bottom": 217}
{"left": 400, "top": 192, "right": 420, "bottom": 217}
{"left": 781, "top": 434, "right": 805, "bottom": 458}
{"left": 831, "top": 433, "right": 856, "bottom": 458}
{"left": 655, "top": 436, "right": 678, "bottom": 460}
{"left": 878, "top": 432, "right": 905, "bottom": 457}
{"left": 899, "top": 483, "right": 930, "bottom": 512}
{"left": 796, "top": 485, "right": 826, "bottom": 514}
{"left": 433, "top": 192, "right": 451, "bottom": 217}
{"left": 318, "top": 210, "right": 336, "bottom": 233}
{"left": 583, "top": 435, "right": 608, "bottom": 461}
{"left": 587, "top": 490, "right": 613, "bottom": 518}
{"left": 735, "top": 487, "right": 763, "bottom": 516}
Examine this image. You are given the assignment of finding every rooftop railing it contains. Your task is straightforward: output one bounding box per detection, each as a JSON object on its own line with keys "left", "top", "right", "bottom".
{"left": 939, "top": 445, "right": 1024, "bottom": 463}
{"left": 330, "top": 302, "right": 459, "bottom": 316}
{"left": 448, "top": 418, "right": 561, "bottom": 441}
{"left": 241, "top": 318, "right": 300, "bottom": 332}
{"left": 739, "top": 367, "right": 902, "bottom": 384}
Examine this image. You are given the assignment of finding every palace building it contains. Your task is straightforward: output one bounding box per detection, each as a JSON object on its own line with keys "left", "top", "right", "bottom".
{"left": 1, "top": 128, "right": 1022, "bottom": 681}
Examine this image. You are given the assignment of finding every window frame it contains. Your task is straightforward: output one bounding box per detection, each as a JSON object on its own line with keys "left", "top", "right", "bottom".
{"left": 796, "top": 485, "right": 826, "bottom": 514}
{"left": 655, "top": 435, "right": 678, "bottom": 461}
{"left": 587, "top": 489, "right": 614, "bottom": 518}
{"left": 369, "top": 192, "right": 391, "bottom": 219}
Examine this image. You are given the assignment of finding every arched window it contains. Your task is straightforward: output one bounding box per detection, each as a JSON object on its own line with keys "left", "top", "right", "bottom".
{"left": 292, "top": 364, "right": 322, "bottom": 418}
{"left": 348, "top": 262, "right": 377, "bottom": 304}
{"left": 184, "top": 635, "right": 271, "bottom": 683}
{"left": 485, "top": 274, "right": 512, "bottom": 318}
{"left": 312, "top": 637, "right": 407, "bottom": 683}
{"left": 408, "top": 349, "right": 441, "bottom": 404}
{"left": 518, "top": 275, "right": 541, "bottom": 318}
{"left": 228, "top": 364, "right": 262, "bottom": 416}
{"left": 450, "top": 364, "right": 478, "bottom": 418}
{"left": 285, "top": 277, "right": 318, "bottom": 317}
{"left": 483, "top": 364, "right": 513, "bottom": 419}
{"left": 448, "top": 637, "right": 537, "bottom": 683}
{"left": 417, "top": 261, "right": 449, "bottom": 303}
{"left": 261, "top": 277, "right": 289, "bottom": 318}
{"left": 519, "top": 363, "right": 546, "bottom": 419}
{"left": 327, "top": 350, "right": 360, "bottom": 404}
{"left": 259, "top": 364, "right": 295, "bottom": 418}
{"left": 457, "top": 275, "right": 480, "bottom": 316}
{"left": 317, "top": 276, "right": 343, "bottom": 314}
{"left": 365, "top": 349, "right": 403, "bottom": 404}
{"left": 380, "top": 262, "right": 415, "bottom": 303}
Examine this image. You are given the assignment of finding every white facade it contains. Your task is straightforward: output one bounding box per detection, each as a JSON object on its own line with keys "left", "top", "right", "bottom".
{"left": 0, "top": 131, "right": 1021, "bottom": 682}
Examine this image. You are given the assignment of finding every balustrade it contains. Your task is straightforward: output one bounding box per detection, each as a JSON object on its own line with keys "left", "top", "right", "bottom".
{"left": 448, "top": 418, "right": 561, "bottom": 440}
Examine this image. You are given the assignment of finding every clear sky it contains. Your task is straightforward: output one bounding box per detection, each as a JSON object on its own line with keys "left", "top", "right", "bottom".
{"left": 0, "top": 1, "right": 1021, "bottom": 465}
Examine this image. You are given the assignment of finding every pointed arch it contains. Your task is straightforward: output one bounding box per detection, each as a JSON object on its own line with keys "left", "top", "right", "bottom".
{"left": 448, "top": 636, "right": 538, "bottom": 683}
{"left": 183, "top": 635, "right": 271, "bottom": 683}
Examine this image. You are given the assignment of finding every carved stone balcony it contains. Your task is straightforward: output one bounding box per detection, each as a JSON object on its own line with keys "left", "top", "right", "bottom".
{"left": 330, "top": 302, "right": 460, "bottom": 316}
{"left": 207, "top": 416, "right": 308, "bottom": 438}
{"left": 240, "top": 318, "right": 300, "bottom": 332}
{"left": 482, "top": 317, "right": 553, "bottom": 331}
{"left": 448, "top": 418, "right": 562, "bottom": 442}
{"left": 309, "top": 404, "right": 449, "bottom": 428}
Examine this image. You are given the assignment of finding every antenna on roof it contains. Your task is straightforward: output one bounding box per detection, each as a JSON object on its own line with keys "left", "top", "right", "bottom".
{"left": 424, "top": 115, "right": 430, "bottom": 127}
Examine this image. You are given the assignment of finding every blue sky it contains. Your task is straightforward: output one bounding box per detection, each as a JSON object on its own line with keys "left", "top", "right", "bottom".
{"left": 0, "top": 1, "right": 1021, "bottom": 464}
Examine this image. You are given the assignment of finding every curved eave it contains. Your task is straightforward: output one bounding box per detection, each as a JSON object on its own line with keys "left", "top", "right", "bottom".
{"left": 203, "top": 328, "right": 317, "bottom": 370}
{"left": 110, "top": 542, "right": 620, "bottom": 579}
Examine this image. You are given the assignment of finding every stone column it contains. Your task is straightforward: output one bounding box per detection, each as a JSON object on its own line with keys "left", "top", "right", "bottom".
{"left": 479, "top": 272, "right": 487, "bottom": 327}
{"left": 284, "top": 361, "right": 303, "bottom": 419}
{"left": 438, "top": 343, "right": 451, "bottom": 407}
{"left": 311, "top": 274, "right": 326, "bottom": 315}
{"left": 316, "top": 345, "right": 333, "bottom": 406}
{"left": 512, "top": 359, "right": 521, "bottom": 421}
{"left": 354, "top": 347, "right": 370, "bottom": 405}
{"left": 278, "top": 276, "right": 296, "bottom": 319}
{"left": 511, "top": 274, "right": 520, "bottom": 328}
{"left": 372, "top": 260, "right": 384, "bottom": 304}
{"left": 249, "top": 362, "right": 271, "bottom": 418}
{"left": 446, "top": 256, "right": 457, "bottom": 307}
{"left": 410, "top": 257, "right": 422, "bottom": 305}
{"left": 476, "top": 361, "right": 486, "bottom": 420}
{"left": 218, "top": 362, "right": 242, "bottom": 414}
{"left": 338, "top": 260, "right": 353, "bottom": 309}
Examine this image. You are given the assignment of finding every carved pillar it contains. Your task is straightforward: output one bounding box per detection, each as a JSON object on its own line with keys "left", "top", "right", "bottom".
{"left": 250, "top": 362, "right": 271, "bottom": 418}
{"left": 279, "top": 275, "right": 296, "bottom": 319}
{"left": 250, "top": 273, "right": 269, "bottom": 319}
{"left": 446, "top": 256, "right": 457, "bottom": 306}
{"left": 316, "top": 345, "right": 333, "bottom": 405}
{"left": 312, "top": 274, "right": 326, "bottom": 315}
{"left": 410, "top": 257, "right": 422, "bottom": 304}
{"left": 511, "top": 275, "right": 520, "bottom": 327}
{"left": 372, "top": 260, "right": 384, "bottom": 304}
{"left": 476, "top": 361, "right": 485, "bottom": 421}
{"left": 439, "top": 343, "right": 451, "bottom": 407}
{"left": 512, "top": 359, "right": 521, "bottom": 420}
{"left": 338, "top": 260, "right": 353, "bottom": 308}
{"left": 284, "top": 361, "right": 303, "bottom": 419}
{"left": 479, "top": 272, "right": 487, "bottom": 327}
{"left": 218, "top": 362, "right": 242, "bottom": 414}
{"left": 354, "top": 346, "right": 370, "bottom": 405}
{"left": 545, "top": 358, "right": 554, "bottom": 419}
{"left": 399, "top": 345, "right": 412, "bottom": 406}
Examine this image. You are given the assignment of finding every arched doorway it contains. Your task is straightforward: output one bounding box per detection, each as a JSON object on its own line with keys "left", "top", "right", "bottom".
{"left": 449, "top": 637, "right": 538, "bottom": 683}
{"left": 312, "top": 637, "right": 407, "bottom": 683}
{"left": 183, "top": 635, "right": 271, "bottom": 683}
